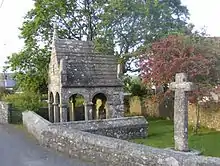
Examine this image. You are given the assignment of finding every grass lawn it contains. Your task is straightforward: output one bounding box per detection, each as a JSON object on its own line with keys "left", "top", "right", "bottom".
{"left": 133, "top": 119, "right": 220, "bottom": 157}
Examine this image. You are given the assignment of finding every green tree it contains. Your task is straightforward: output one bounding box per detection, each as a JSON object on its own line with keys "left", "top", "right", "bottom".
{"left": 99, "top": 0, "right": 189, "bottom": 73}
{"left": 2, "top": 91, "right": 43, "bottom": 112}
{"left": 5, "top": 0, "right": 189, "bottom": 93}
{"left": 5, "top": 0, "right": 102, "bottom": 93}
{"left": 123, "top": 75, "right": 153, "bottom": 115}
{"left": 5, "top": 45, "right": 50, "bottom": 93}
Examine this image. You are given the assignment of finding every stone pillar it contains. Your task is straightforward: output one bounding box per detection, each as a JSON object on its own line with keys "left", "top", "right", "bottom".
{"left": 111, "top": 92, "right": 125, "bottom": 118}
{"left": 109, "top": 103, "right": 124, "bottom": 118}
{"left": 60, "top": 103, "right": 68, "bottom": 122}
{"left": 70, "top": 99, "right": 75, "bottom": 121}
{"left": 106, "top": 101, "right": 113, "bottom": 118}
{"left": 87, "top": 102, "right": 93, "bottom": 120}
{"left": 105, "top": 103, "right": 109, "bottom": 119}
{"left": 48, "top": 101, "right": 54, "bottom": 122}
{"left": 53, "top": 103, "right": 59, "bottom": 122}
{"left": 116, "top": 104, "right": 124, "bottom": 117}
{"left": 84, "top": 102, "right": 89, "bottom": 121}
{"left": 96, "top": 107, "right": 99, "bottom": 119}
{"left": 0, "top": 102, "right": 12, "bottom": 124}
{"left": 118, "top": 92, "right": 125, "bottom": 117}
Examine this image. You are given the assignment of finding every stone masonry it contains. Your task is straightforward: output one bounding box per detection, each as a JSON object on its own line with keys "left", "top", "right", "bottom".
{"left": 23, "top": 111, "right": 220, "bottom": 166}
{"left": 0, "top": 101, "right": 11, "bottom": 124}
{"left": 170, "top": 73, "right": 196, "bottom": 152}
{"left": 48, "top": 26, "right": 124, "bottom": 123}
{"left": 51, "top": 116, "right": 147, "bottom": 140}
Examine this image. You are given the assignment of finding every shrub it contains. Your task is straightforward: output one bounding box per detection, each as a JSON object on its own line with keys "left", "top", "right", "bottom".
{"left": 2, "top": 91, "right": 44, "bottom": 112}
{"left": 0, "top": 87, "right": 11, "bottom": 100}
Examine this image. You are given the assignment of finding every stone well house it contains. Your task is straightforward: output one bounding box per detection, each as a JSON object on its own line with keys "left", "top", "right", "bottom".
{"left": 48, "top": 32, "right": 124, "bottom": 122}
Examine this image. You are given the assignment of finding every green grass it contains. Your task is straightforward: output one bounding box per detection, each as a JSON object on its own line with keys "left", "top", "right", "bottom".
{"left": 133, "top": 119, "right": 220, "bottom": 157}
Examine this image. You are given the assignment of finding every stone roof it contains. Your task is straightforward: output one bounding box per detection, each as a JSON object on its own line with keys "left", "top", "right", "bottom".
{"left": 53, "top": 38, "right": 123, "bottom": 87}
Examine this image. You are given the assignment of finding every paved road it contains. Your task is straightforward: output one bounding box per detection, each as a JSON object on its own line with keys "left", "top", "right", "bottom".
{"left": 0, "top": 124, "right": 95, "bottom": 166}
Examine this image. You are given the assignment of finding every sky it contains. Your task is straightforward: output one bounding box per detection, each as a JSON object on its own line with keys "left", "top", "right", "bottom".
{"left": 0, "top": 0, "right": 220, "bottom": 72}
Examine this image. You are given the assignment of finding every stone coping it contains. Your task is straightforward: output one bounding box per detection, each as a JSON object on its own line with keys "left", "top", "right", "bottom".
{"left": 26, "top": 111, "right": 51, "bottom": 124}
{"left": 51, "top": 116, "right": 147, "bottom": 127}
{"left": 50, "top": 116, "right": 147, "bottom": 139}
{"left": 22, "top": 111, "right": 220, "bottom": 166}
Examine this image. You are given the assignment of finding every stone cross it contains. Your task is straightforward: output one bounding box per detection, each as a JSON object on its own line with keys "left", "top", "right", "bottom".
{"left": 170, "top": 73, "right": 196, "bottom": 152}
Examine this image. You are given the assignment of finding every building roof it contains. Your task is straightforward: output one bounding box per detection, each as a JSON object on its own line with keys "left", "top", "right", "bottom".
{"left": 53, "top": 38, "right": 123, "bottom": 87}
{"left": 0, "top": 73, "right": 16, "bottom": 88}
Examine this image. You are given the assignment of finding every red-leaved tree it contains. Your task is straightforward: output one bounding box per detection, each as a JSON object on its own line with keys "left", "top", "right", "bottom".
{"left": 140, "top": 34, "right": 219, "bottom": 103}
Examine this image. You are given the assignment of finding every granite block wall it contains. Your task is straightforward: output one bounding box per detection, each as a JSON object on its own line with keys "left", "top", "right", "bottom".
{"left": 51, "top": 116, "right": 147, "bottom": 139}
{"left": 0, "top": 101, "right": 11, "bottom": 124}
{"left": 22, "top": 111, "right": 220, "bottom": 166}
{"left": 22, "top": 111, "right": 51, "bottom": 143}
{"left": 188, "top": 103, "right": 220, "bottom": 130}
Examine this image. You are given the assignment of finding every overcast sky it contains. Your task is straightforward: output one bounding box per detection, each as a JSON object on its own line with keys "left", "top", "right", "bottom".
{"left": 0, "top": 0, "right": 220, "bottom": 72}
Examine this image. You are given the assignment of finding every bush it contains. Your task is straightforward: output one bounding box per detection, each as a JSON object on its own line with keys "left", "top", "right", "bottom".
{"left": 2, "top": 91, "right": 44, "bottom": 112}
{"left": 0, "top": 87, "right": 11, "bottom": 100}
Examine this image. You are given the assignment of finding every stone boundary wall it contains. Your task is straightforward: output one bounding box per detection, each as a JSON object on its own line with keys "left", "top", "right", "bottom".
{"left": 188, "top": 103, "right": 220, "bottom": 130}
{"left": 51, "top": 116, "right": 147, "bottom": 139}
{"left": 22, "top": 111, "right": 220, "bottom": 166}
{"left": 0, "top": 101, "right": 11, "bottom": 124}
{"left": 22, "top": 111, "right": 51, "bottom": 142}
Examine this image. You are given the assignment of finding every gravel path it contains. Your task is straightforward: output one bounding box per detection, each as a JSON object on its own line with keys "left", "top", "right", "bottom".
{"left": 0, "top": 124, "right": 95, "bottom": 166}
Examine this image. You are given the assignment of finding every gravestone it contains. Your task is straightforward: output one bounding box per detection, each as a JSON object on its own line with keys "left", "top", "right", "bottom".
{"left": 170, "top": 73, "right": 196, "bottom": 152}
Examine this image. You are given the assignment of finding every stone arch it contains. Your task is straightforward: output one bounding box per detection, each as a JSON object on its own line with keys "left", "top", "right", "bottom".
{"left": 92, "top": 93, "right": 108, "bottom": 119}
{"left": 55, "top": 92, "right": 60, "bottom": 102}
{"left": 48, "top": 92, "right": 54, "bottom": 122}
{"left": 49, "top": 92, "right": 54, "bottom": 102}
{"left": 68, "top": 94, "right": 85, "bottom": 121}
{"left": 92, "top": 92, "right": 109, "bottom": 102}
{"left": 66, "top": 90, "right": 89, "bottom": 103}
{"left": 54, "top": 92, "right": 61, "bottom": 122}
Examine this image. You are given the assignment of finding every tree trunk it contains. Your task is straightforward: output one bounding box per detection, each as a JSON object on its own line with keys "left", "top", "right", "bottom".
{"left": 194, "top": 102, "right": 200, "bottom": 134}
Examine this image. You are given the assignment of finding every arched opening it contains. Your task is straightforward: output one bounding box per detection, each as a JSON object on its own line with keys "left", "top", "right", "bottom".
{"left": 68, "top": 94, "right": 85, "bottom": 121}
{"left": 55, "top": 92, "right": 60, "bottom": 122}
{"left": 49, "top": 92, "right": 54, "bottom": 122}
{"left": 92, "top": 93, "right": 107, "bottom": 120}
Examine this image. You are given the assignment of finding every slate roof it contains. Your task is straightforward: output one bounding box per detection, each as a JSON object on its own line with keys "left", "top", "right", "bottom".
{"left": 53, "top": 38, "right": 123, "bottom": 87}
{"left": 0, "top": 73, "right": 16, "bottom": 88}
